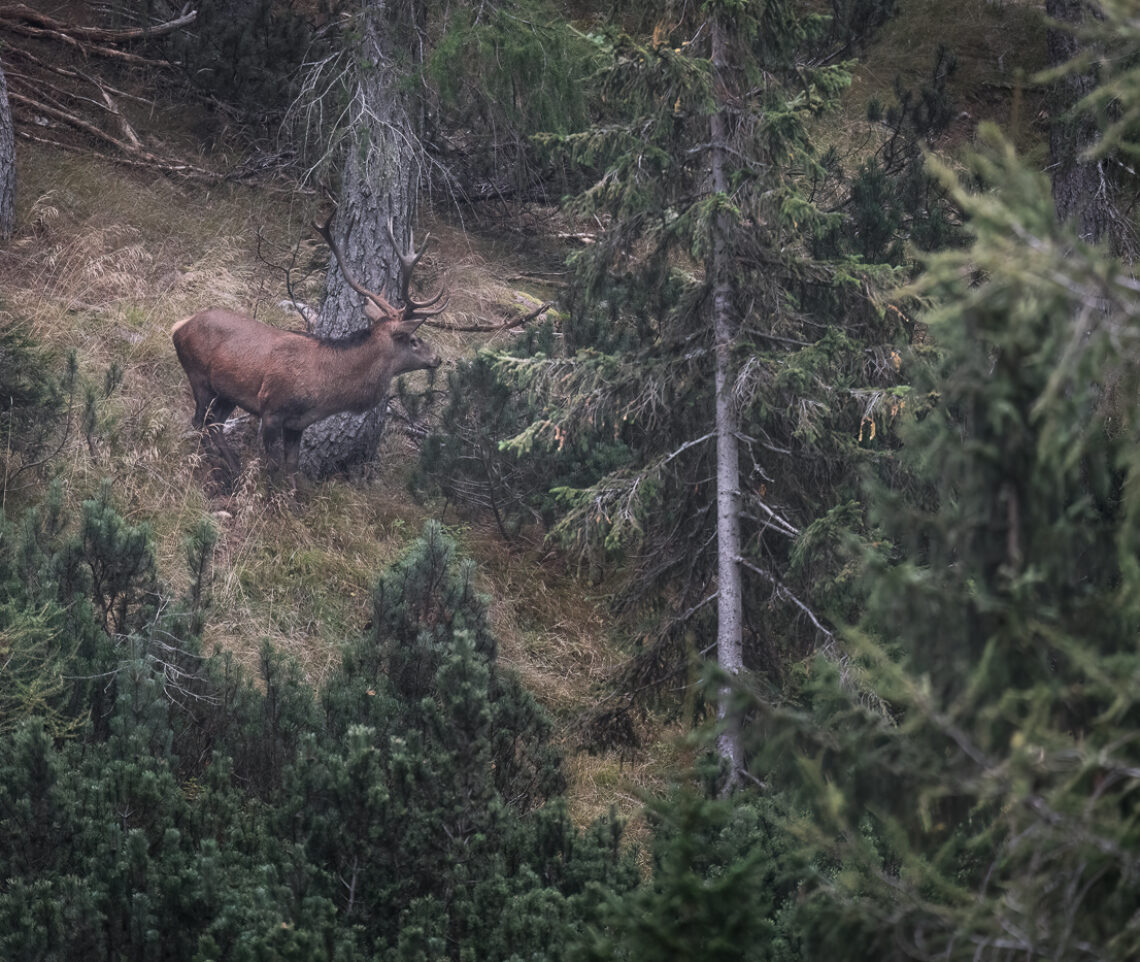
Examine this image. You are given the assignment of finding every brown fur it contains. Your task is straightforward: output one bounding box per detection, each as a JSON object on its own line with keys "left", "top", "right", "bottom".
{"left": 172, "top": 307, "right": 441, "bottom": 486}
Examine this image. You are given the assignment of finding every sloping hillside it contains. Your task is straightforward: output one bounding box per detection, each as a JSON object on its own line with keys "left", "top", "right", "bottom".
{"left": 0, "top": 136, "right": 672, "bottom": 822}
{"left": 0, "top": 0, "right": 1056, "bottom": 825}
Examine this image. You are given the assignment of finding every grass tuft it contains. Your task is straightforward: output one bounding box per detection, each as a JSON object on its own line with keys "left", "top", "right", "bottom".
{"left": 0, "top": 143, "right": 640, "bottom": 823}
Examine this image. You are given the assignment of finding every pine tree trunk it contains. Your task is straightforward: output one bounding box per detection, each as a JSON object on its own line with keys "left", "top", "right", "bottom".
{"left": 1045, "top": 0, "right": 1118, "bottom": 249}
{"left": 300, "top": 1, "right": 422, "bottom": 480}
{"left": 0, "top": 58, "right": 16, "bottom": 243}
{"left": 710, "top": 15, "right": 744, "bottom": 794}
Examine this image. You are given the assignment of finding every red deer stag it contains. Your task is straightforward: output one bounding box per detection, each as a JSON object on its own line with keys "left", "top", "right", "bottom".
{"left": 171, "top": 213, "right": 445, "bottom": 489}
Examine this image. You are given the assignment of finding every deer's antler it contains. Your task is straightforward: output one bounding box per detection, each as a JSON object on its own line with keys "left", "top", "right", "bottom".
{"left": 386, "top": 218, "right": 449, "bottom": 327}
{"left": 313, "top": 212, "right": 401, "bottom": 323}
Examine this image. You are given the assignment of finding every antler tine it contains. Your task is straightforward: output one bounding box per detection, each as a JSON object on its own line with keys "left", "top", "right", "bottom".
{"left": 313, "top": 211, "right": 401, "bottom": 322}
{"left": 386, "top": 218, "right": 450, "bottom": 319}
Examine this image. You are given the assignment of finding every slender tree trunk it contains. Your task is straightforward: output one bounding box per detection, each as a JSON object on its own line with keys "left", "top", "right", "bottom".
{"left": 300, "top": 0, "right": 423, "bottom": 479}
{"left": 709, "top": 15, "right": 744, "bottom": 793}
{"left": 1045, "top": 0, "right": 1120, "bottom": 250}
{"left": 0, "top": 57, "right": 16, "bottom": 243}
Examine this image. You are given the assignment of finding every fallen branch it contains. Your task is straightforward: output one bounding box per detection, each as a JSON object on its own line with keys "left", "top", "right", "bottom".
{"left": 506, "top": 271, "right": 569, "bottom": 287}
{"left": 9, "top": 88, "right": 217, "bottom": 176}
{"left": 0, "top": 21, "right": 181, "bottom": 67}
{"left": 95, "top": 83, "right": 144, "bottom": 150}
{"left": 0, "top": 4, "right": 223, "bottom": 178}
{"left": 15, "top": 128, "right": 219, "bottom": 181}
{"left": 0, "top": 3, "right": 197, "bottom": 44}
{"left": 430, "top": 300, "right": 553, "bottom": 333}
{"left": 5, "top": 45, "right": 154, "bottom": 105}
{"left": 8, "top": 70, "right": 144, "bottom": 152}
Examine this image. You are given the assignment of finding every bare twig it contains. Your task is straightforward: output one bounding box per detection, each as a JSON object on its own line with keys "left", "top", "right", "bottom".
{"left": 0, "top": 3, "right": 197, "bottom": 52}
{"left": 10, "top": 89, "right": 218, "bottom": 179}
{"left": 736, "top": 556, "right": 835, "bottom": 642}
{"left": 430, "top": 300, "right": 553, "bottom": 332}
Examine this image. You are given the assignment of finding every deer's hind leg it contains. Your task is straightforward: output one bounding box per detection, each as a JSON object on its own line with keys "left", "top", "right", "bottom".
{"left": 195, "top": 393, "right": 241, "bottom": 488}
{"left": 282, "top": 427, "right": 304, "bottom": 494}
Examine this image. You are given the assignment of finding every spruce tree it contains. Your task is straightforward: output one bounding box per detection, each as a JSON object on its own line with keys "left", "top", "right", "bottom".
{"left": 0, "top": 486, "right": 638, "bottom": 960}
{"left": 285, "top": 522, "right": 635, "bottom": 958}
{"left": 0, "top": 320, "right": 75, "bottom": 498}
{"left": 1045, "top": 0, "right": 1123, "bottom": 249}
{"left": 575, "top": 789, "right": 799, "bottom": 962}
{"left": 749, "top": 126, "right": 1140, "bottom": 961}
{"left": 0, "top": 488, "right": 352, "bottom": 960}
{"left": 425, "top": 1, "right": 601, "bottom": 202}
{"left": 436, "top": 1, "right": 903, "bottom": 782}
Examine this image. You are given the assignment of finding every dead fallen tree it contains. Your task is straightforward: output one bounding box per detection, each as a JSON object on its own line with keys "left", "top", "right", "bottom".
{"left": 0, "top": 4, "right": 242, "bottom": 181}
{"left": 0, "top": 3, "right": 196, "bottom": 63}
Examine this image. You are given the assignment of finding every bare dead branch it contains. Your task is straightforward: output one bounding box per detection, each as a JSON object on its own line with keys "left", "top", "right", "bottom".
{"left": 8, "top": 88, "right": 217, "bottom": 179}
{"left": 429, "top": 300, "right": 553, "bottom": 332}
{"left": 95, "top": 83, "right": 143, "bottom": 150}
{"left": 0, "top": 17, "right": 180, "bottom": 67}
{"left": 0, "top": 5, "right": 239, "bottom": 180}
{"left": 0, "top": 3, "right": 197, "bottom": 45}
{"left": 5, "top": 45, "right": 153, "bottom": 105}
{"left": 256, "top": 227, "right": 319, "bottom": 331}
{"left": 14, "top": 128, "right": 218, "bottom": 181}
{"left": 736, "top": 555, "right": 835, "bottom": 642}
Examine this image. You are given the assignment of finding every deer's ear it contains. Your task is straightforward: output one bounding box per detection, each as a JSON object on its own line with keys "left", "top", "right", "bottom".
{"left": 396, "top": 318, "right": 426, "bottom": 336}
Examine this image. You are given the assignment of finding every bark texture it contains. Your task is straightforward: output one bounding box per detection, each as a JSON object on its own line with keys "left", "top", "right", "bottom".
{"left": 300, "top": 1, "right": 423, "bottom": 479}
{"left": 1045, "top": 0, "right": 1120, "bottom": 250}
{"left": 710, "top": 16, "right": 744, "bottom": 793}
{"left": 0, "top": 57, "right": 15, "bottom": 243}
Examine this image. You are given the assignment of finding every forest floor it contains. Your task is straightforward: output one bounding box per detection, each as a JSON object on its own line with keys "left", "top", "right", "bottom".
{"left": 0, "top": 0, "right": 1048, "bottom": 831}
{"left": 0, "top": 140, "right": 685, "bottom": 830}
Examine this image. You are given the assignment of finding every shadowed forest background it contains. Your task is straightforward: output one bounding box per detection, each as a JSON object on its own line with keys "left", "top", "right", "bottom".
{"left": 3, "top": 0, "right": 1140, "bottom": 959}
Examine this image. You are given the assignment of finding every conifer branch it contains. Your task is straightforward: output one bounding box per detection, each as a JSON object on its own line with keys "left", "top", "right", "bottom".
{"left": 736, "top": 556, "right": 834, "bottom": 641}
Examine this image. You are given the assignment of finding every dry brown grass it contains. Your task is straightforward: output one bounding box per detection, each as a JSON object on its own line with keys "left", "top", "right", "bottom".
{"left": 845, "top": 0, "right": 1051, "bottom": 153}
{"left": 851, "top": 0, "right": 1049, "bottom": 103}
{"left": 0, "top": 143, "right": 659, "bottom": 827}
{"left": 809, "top": 0, "right": 1051, "bottom": 200}
{"left": 8, "top": 3, "right": 1046, "bottom": 831}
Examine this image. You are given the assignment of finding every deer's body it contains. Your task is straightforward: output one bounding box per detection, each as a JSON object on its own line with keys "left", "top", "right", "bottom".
{"left": 172, "top": 214, "right": 446, "bottom": 489}
{"left": 172, "top": 308, "right": 441, "bottom": 483}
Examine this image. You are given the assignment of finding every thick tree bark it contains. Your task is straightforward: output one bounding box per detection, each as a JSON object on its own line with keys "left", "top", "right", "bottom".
{"left": 300, "top": 0, "right": 423, "bottom": 480}
{"left": 0, "top": 57, "right": 15, "bottom": 243}
{"left": 710, "top": 15, "right": 744, "bottom": 794}
{"left": 1045, "top": 0, "right": 1120, "bottom": 250}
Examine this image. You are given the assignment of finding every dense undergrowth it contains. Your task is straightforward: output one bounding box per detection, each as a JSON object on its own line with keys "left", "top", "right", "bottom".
{"left": 0, "top": 142, "right": 648, "bottom": 827}
{"left": 8, "top": 0, "right": 1140, "bottom": 959}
